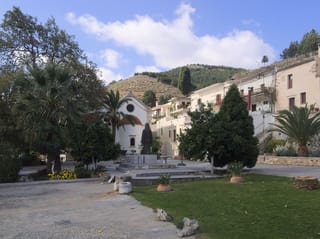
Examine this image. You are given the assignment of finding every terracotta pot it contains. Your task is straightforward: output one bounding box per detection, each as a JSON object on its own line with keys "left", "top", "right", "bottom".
{"left": 230, "top": 176, "right": 244, "bottom": 184}
{"left": 157, "top": 184, "right": 172, "bottom": 192}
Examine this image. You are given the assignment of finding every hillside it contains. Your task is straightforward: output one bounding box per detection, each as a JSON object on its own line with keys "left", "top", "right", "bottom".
{"left": 138, "top": 64, "right": 246, "bottom": 89}
{"left": 106, "top": 74, "right": 183, "bottom": 100}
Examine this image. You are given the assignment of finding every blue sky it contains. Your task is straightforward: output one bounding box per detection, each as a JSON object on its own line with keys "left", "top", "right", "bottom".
{"left": 1, "top": 0, "right": 320, "bottom": 85}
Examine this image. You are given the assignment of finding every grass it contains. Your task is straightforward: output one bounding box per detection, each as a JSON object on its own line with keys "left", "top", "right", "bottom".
{"left": 132, "top": 174, "right": 320, "bottom": 239}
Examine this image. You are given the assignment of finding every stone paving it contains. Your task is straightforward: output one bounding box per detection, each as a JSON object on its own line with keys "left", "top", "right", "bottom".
{"left": 0, "top": 181, "right": 190, "bottom": 239}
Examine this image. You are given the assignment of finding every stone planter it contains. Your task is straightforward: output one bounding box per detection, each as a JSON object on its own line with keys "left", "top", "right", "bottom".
{"left": 157, "top": 184, "right": 172, "bottom": 192}
{"left": 230, "top": 176, "right": 244, "bottom": 184}
{"left": 119, "top": 182, "right": 132, "bottom": 194}
{"left": 113, "top": 182, "right": 119, "bottom": 191}
{"left": 293, "top": 176, "right": 319, "bottom": 190}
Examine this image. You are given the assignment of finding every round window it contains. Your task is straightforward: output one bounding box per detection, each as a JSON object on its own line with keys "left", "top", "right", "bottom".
{"left": 127, "top": 104, "right": 134, "bottom": 112}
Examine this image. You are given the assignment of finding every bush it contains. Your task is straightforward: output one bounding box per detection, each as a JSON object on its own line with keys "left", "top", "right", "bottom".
{"left": 309, "top": 150, "right": 320, "bottom": 157}
{"left": 94, "top": 165, "right": 106, "bottom": 174}
{"left": 158, "top": 174, "right": 170, "bottom": 185}
{"left": 265, "top": 139, "right": 286, "bottom": 154}
{"left": 48, "top": 169, "right": 77, "bottom": 180}
{"left": 273, "top": 145, "right": 297, "bottom": 157}
{"left": 74, "top": 167, "right": 91, "bottom": 178}
{"left": 0, "top": 144, "right": 21, "bottom": 183}
{"left": 228, "top": 161, "right": 243, "bottom": 176}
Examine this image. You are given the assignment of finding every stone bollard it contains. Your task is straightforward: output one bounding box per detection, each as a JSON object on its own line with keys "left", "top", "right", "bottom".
{"left": 118, "top": 182, "right": 132, "bottom": 194}
{"left": 156, "top": 208, "right": 173, "bottom": 221}
{"left": 113, "top": 181, "right": 119, "bottom": 191}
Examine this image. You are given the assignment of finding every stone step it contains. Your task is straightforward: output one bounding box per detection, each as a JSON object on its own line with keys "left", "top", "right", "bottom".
{"left": 131, "top": 174, "right": 218, "bottom": 186}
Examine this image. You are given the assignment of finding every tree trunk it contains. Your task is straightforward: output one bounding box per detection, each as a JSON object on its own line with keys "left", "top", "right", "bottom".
{"left": 297, "top": 144, "right": 309, "bottom": 157}
{"left": 54, "top": 153, "right": 61, "bottom": 172}
{"left": 112, "top": 124, "right": 116, "bottom": 143}
{"left": 46, "top": 152, "right": 61, "bottom": 173}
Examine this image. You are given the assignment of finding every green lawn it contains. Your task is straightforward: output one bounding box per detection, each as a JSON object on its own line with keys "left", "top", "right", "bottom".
{"left": 132, "top": 174, "right": 320, "bottom": 239}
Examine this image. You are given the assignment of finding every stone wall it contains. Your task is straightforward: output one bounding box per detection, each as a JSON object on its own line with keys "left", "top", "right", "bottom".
{"left": 257, "top": 155, "right": 320, "bottom": 166}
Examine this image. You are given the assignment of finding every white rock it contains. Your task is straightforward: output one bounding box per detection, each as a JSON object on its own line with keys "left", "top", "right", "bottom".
{"left": 177, "top": 217, "right": 199, "bottom": 237}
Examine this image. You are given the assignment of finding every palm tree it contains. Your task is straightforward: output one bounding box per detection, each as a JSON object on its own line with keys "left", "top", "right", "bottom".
{"left": 103, "top": 90, "right": 135, "bottom": 142}
{"left": 13, "top": 63, "right": 83, "bottom": 173}
{"left": 271, "top": 105, "right": 320, "bottom": 156}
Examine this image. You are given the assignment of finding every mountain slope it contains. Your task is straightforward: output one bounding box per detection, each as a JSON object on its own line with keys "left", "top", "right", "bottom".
{"left": 138, "top": 64, "right": 246, "bottom": 89}
{"left": 106, "top": 74, "right": 183, "bottom": 100}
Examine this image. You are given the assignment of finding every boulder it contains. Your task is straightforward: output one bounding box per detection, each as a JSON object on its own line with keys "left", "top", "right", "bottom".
{"left": 156, "top": 208, "right": 172, "bottom": 222}
{"left": 177, "top": 217, "right": 199, "bottom": 237}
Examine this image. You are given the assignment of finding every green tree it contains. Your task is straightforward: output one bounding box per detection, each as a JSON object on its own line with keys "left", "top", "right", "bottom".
{"left": 13, "top": 63, "right": 83, "bottom": 173}
{"left": 281, "top": 29, "right": 320, "bottom": 59}
{"left": 281, "top": 41, "right": 299, "bottom": 59}
{"left": 211, "top": 84, "right": 258, "bottom": 168}
{"left": 262, "top": 55, "right": 269, "bottom": 65}
{"left": 177, "top": 66, "right": 193, "bottom": 95}
{"left": 299, "top": 29, "right": 320, "bottom": 54}
{"left": 69, "top": 115, "right": 120, "bottom": 168}
{"left": 158, "top": 94, "right": 172, "bottom": 105}
{"left": 103, "top": 90, "right": 135, "bottom": 142}
{"left": 270, "top": 105, "right": 320, "bottom": 156}
{"left": 143, "top": 90, "right": 156, "bottom": 107}
{"left": 178, "top": 104, "right": 215, "bottom": 160}
{"left": 0, "top": 7, "right": 105, "bottom": 110}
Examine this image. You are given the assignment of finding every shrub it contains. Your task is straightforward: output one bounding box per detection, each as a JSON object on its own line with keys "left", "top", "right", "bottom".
{"left": 273, "top": 145, "right": 297, "bottom": 157}
{"left": 265, "top": 139, "right": 286, "bottom": 154}
{"left": 48, "top": 169, "right": 77, "bottom": 180}
{"left": 0, "top": 144, "right": 21, "bottom": 183}
{"left": 228, "top": 161, "right": 243, "bottom": 176}
{"left": 74, "top": 167, "right": 91, "bottom": 178}
{"left": 158, "top": 174, "right": 170, "bottom": 185}
{"left": 94, "top": 165, "right": 106, "bottom": 174}
{"left": 310, "top": 150, "right": 320, "bottom": 157}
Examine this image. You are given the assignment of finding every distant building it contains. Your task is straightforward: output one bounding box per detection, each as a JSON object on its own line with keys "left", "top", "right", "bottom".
{"left": 151, "top": 96, "right": 191, "bottom": 158}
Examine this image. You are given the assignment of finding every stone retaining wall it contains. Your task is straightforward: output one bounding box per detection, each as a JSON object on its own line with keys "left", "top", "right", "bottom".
{"left": 257, "top": 155, "right": 320, "bottom": 166}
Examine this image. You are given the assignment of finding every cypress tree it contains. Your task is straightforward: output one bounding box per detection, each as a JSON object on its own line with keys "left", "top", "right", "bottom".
{"left": 211, "top": 84, "right": 258, "bottom": 168}
{"left": 177, "top": 67, "right": 193, "bottom": 95}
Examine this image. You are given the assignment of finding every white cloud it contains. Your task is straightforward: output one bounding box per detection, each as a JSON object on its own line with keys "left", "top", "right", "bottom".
{"left": 98, "top": 67, "right": 123, "bottom": 85}
{"left": 100, "top": 49, "right": 121, "bottom": 69}
{"left": 66, "top": 3, "right": 275, "bottom": 69}
{"left": 135, "top": 65, "right": 161, "bottom": 73}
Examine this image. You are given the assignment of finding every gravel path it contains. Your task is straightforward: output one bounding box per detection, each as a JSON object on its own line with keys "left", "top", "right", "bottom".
{"left": 0, "top": 181, "right": 188, "bottom": 239}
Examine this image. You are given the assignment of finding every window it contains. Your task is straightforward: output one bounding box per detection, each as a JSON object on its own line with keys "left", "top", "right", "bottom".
{"left": 251, "top": 104, "right": 257, "bottom": 112}
{"left": 173, "top": 129, "right": 176, "bottom": 142}
{"left": 263, "top": 101, "right": 269, "bottom": 105}
{"left": 240, "top": 89, "right": 244, "bottom": 96}
{"left": 130, "top": 137, "right": 135, "bottom": 147}
{"left": 197, "top": 98, "right": 202, "bottom": 105}
{"left": 288, "top": 74, "right": 293, "bottom": 89}
{"left": 160, "top": 128, "right": 163, "bottom": 136}
{"left": 126, "top": 104, "right": 134, "bottom": 112}
{"left": 169, "top": 130, "right": 171, "bottom": 138}
{"left": 289, "top": 97, "right": 295, "bottom": 109}
{"left": 300, "top": 92, "right": 306, "bottom": 104}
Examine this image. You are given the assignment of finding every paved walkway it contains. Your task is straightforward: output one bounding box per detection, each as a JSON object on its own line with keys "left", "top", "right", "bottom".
{"left": 0, "top": 181, "right": 188, "bottom": 239}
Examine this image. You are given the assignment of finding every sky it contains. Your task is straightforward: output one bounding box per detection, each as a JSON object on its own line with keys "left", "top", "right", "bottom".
{"left": 1, "top": 0, "right": 320, "bottom": 85}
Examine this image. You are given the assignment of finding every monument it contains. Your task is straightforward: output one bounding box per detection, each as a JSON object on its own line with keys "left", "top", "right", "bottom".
{"left": 141, "top": 123, "right": 153, "bottom": 154}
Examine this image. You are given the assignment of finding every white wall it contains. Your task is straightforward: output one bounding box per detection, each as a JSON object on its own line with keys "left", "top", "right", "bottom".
{"left": 115, "top": 96, "right": 149, "bottom": 154}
